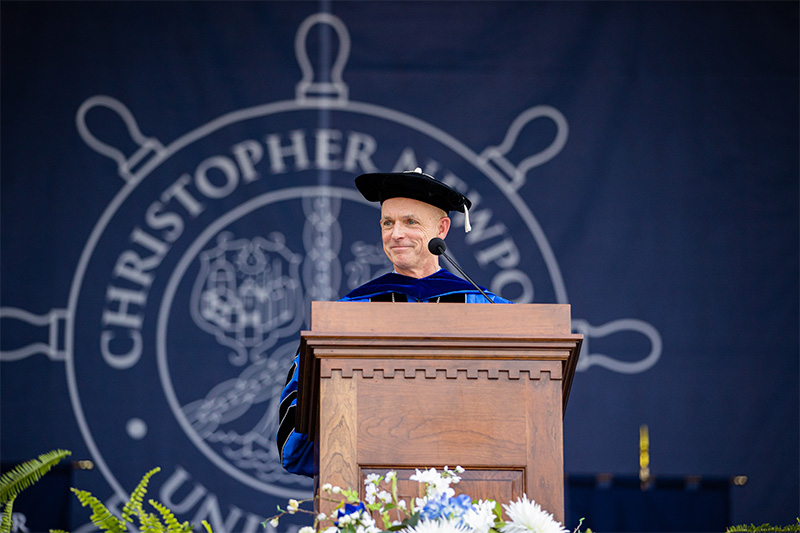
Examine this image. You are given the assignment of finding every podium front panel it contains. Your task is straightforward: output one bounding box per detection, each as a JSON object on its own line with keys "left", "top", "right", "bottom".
{"left": 318, "top": 357, "right": 565, "bottom": 520}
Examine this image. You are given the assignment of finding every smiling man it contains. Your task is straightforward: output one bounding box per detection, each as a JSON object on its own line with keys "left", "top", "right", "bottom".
{"left": 277, "top": 168, "right": 511, "bottom": 476}
{"left": 379, "top": 196, "right": 448, "bottom": 279}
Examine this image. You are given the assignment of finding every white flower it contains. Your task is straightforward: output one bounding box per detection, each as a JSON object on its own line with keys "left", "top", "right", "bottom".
{"left": 500, "top": 495, "right": 568, "bottom": 533}
{"left": 414, "top": 496, "right": 425, "bottom": 511}
{"left": 365, "top": 473, "right": 382, "bottom": 485}
{"left": 357, "top": 523, "right": 382, "bottom": 533}
{"left": 409, "top": 468, "right": 439, "bottom": 485}
{"left": 317, "top": 512, "right": 327, "bottom": 521}
{"left": 441, "top": 466, "right": 463, "bottom": 485}
{"left": 269, "top": 518, "right": 280, "bottom": 528}
{"left": 299, "top": 527, "right": 315, "bottom": 533}
{"left": 322, "top": 483, "right": 333, "bottom": 492}
{"left": 287, "top": 499, "right": 300, "bottom": 514}
{"left": 410, "top": 468, "right": 457, "bottom": 499}
{"left": 365, "top": 483, "right": 378, "bottom": 504}
{"left": 462, "top": 500, "right": 498, "bottom": 533}
{"left": 332, "top": 486, "right": 341, "bottom": 494}
{"left": 406, "top": 518, "right": 472, "bottom": 533}
{"left": 359, "top": 513, "right": 377, "bottom": 528}
{"left": 386, "top": 470, "right": 397, "bottom": 482}
{"left": 377, "top": 490, "right": 393, "bottom": 504}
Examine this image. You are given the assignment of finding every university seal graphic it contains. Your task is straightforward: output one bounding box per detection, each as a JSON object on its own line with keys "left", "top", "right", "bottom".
{"left": 0, "top": 12, "right": 661, "bottom": 532}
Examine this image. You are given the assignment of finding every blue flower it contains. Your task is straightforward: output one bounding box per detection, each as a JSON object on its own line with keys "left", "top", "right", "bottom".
{"left": 420, "top": 493, "right": 474, "bottom": 523}
{"left": 452, "top": 494, "right": 472, "bottom": 512}
{"left": 334, "top": 501, "right": 367, "bottom": 526}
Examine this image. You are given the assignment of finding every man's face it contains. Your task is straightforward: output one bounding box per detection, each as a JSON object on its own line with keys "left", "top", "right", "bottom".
{"left": 380, "top": 197, "right": 450, "bottom": 278}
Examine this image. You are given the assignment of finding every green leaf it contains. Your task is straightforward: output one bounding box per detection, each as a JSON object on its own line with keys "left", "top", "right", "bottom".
{"left": 402, "top": 512, "right": 420, "bottom": 529}
{"left": 726, "top": 523, "right": 800, "bottom": 533}
{"left": 138, "top": 511, "right": 164, "bottom": 532}
{"left": 1, "top": 500, "right": 14, "bottom": 533}
{"left": 121, "top": 467, "right": 161, "bottom": 523}
{"left": 491, "top": 500, "right": 503, "bottom": 521}
{"left": 0, "top": 449, "right": 71, "bottom": 505}
{"left": 71, "top": 488, "right": 126, "bottom": 533}
{"left": 342, "top": 488, "right": 359, "bottom": 501}
{"left": 149, "top": 498, "right": 193, "bottom": 532}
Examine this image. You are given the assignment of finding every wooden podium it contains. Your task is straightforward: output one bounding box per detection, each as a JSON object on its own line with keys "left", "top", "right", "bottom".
{"left": 296, "top": 301, "right": 582, "bottom": 523}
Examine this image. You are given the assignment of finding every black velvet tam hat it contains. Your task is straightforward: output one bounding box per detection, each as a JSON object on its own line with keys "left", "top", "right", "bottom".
{"left": 355, "top": 168, "right": 472, "bottom": 215}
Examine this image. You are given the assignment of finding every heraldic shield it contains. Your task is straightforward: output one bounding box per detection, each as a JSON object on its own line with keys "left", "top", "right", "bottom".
{"left": 191, "top": 231, "right": 304, "bottom": 367}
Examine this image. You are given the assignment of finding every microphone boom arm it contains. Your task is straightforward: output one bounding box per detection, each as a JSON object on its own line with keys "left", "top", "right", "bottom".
{"left": 428, "top": 238, "right": 495, "bottom": 304}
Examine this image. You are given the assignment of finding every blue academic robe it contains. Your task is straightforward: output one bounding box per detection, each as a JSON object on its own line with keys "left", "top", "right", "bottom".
{"left": 277, "top": 269, "right": 511, "bottom": 477}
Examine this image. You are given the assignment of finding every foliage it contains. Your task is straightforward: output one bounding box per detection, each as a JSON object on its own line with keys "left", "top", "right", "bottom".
{"left": 0, "top": 449, "right": 72, "bottom": 505}
{"left": 66, "top": 467, "right": 211, "bottom": 533}
{"left": 0, "top": 449, "right": 72, "bottom": 533}
{"left": 265, "top": 466, "right": 577, "bottom": 533}
{"left": 727, "top": 520, "right": 800, "bottom": 533}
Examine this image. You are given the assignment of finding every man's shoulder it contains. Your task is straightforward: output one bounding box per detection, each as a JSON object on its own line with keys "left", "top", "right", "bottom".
{"left": 339, "top": 272, "right": 399, "bottom": 301}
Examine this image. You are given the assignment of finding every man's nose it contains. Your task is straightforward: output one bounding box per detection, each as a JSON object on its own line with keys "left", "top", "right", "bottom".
{"left": 391, "top": 224, "right": 406, "bottom": 239}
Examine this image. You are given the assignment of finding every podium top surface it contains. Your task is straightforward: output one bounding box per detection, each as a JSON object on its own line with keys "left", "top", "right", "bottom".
{"left": 309, "top": 301, "right": 573, "bottom": 337}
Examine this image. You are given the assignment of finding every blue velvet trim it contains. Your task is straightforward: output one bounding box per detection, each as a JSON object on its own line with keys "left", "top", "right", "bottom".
{"left": 340, "top": 269, "right": 490, "bottom": 302}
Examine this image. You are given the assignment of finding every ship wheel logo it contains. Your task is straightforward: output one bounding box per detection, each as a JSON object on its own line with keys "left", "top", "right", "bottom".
{"left": 0, "top": 11, "right": 662, "bottom": 528}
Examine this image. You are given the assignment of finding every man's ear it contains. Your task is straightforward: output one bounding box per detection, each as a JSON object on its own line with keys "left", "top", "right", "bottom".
{"left": 438, "top": 216, "right": 451, "bottom": 239}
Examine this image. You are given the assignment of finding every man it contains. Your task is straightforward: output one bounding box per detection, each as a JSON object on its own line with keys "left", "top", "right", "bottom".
{"left": 277, "top": 169, "right": 511, "bottom": 476}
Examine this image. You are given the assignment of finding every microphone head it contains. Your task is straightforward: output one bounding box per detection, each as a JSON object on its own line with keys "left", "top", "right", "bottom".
{"left": 428, "top": 237, "right": 447, "bottom": 256}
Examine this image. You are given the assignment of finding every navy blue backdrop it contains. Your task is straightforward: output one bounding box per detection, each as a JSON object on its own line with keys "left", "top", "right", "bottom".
{"left": 1, "top": 2, "right": 797, "bottom": 531}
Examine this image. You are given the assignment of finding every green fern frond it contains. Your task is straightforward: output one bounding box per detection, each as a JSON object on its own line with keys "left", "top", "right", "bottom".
{"left": 1, "top": 500, "right": 14, "bottom": 533}
{"left": 149, "top": 499, "right": 193, "bottom": 532}
{"left": 71, "top": 488, "right": 126, "bottom": 533}
{"left": 727, "top": 524, "right": 800, "bottom": 533}
{"left": 120, "top": 467, "right": 161, "bottom": 523}
{"left": 69, "top": 467, "right": 205, "bottom": 533}
{"left": 138, "top": 511, "right": 165, "bottom": 532}
{"left": 0, "top": 449, "right": 71, "bottom": 504}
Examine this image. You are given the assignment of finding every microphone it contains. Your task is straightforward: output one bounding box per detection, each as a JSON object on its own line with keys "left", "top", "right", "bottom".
{"left": 428, "top": 238, "right": 494, "bottom": 304}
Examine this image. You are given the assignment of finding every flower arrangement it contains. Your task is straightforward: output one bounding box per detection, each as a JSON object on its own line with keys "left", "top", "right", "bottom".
{"left": 265, "top": 467, "right": 580, "bottom": 533}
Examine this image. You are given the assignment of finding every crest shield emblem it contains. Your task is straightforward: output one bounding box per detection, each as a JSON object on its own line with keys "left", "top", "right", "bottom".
{"left": 191, "top": 232, "right": 303, "bottom": 366}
